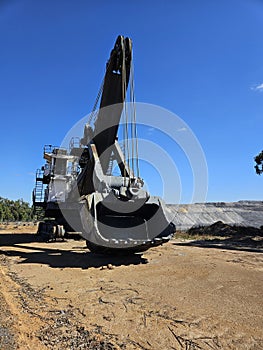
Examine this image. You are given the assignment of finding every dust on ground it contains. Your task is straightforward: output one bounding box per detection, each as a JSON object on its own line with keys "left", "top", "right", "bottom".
{"left": 0, "top": 224, "right": 262, "bottom": 349}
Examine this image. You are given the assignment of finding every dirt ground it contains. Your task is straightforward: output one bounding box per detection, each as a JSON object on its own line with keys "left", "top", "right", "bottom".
{"left": 0, "top": 224, "right": 262, "bottom": 350}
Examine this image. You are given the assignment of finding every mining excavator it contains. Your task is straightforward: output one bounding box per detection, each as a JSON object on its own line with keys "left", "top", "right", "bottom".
{"left": 33, "top": 35, "right": 175, "bottom": 253}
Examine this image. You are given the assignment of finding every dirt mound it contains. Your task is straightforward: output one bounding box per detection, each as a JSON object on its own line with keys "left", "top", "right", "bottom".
{"left": 188, "top": 221, "right": 263, "bottom": 237}
{"left": 169, "top": 200, "right": 263, "bottom": 230}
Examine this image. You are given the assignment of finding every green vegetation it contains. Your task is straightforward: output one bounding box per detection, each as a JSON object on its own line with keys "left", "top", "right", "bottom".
{"left": 0, "top": 197, "right": 34, "bottom": 222}
{"left": 254, "top": 150, "right": 263, "bottom": 175}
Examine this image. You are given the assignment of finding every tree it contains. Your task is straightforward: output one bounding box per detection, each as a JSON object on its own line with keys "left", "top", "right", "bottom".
{"left": 0, "top": 197, "right": 34, "bottom": 222}
{"left": 254, "top": 151, "right": 263, "bottom": 175}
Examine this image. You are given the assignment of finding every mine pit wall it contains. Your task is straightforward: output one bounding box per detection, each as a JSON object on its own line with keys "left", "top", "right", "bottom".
{"left": 168, "top": 201, "right": 263, "bottom": 231}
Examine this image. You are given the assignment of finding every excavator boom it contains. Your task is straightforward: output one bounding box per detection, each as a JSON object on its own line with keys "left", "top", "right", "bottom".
{"left": 93, "top": 36, "right": 132, "bottom": 172}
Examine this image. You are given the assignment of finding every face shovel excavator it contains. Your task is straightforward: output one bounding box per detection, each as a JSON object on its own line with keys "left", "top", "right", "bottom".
{"left": 33, "top": 36, "right": 175, "bottom": 253}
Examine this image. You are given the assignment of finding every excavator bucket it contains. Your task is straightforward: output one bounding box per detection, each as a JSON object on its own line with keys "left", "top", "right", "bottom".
{"left": 79, "top": 192, "right": 175, "bottom": 253}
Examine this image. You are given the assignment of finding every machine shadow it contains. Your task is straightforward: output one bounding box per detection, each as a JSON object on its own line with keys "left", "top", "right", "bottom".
{"left": 0, "top": 233, "right": 148, "bottom": 269}
{"left": 173, "top": 235, "right": 263, "bottom": 253}
{"left": 0, "top": 233, "right": 37, "bottom": 246}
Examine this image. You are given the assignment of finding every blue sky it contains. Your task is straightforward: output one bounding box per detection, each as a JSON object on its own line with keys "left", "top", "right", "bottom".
{"left": 0, "top": 0, "right": 263, "bottom": 204}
